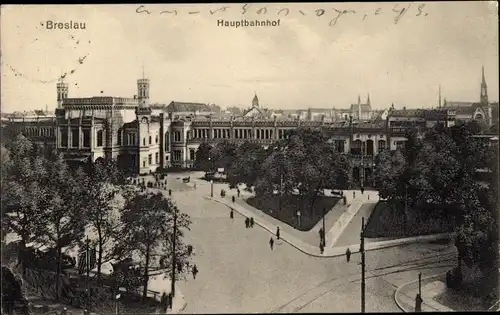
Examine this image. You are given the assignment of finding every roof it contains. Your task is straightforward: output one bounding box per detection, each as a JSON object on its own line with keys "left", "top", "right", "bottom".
{"left": 444, "top": 101, "right": 475, "bottom": 108}
{"left": 166, "top": 101, "right": 212, "bottom": 113}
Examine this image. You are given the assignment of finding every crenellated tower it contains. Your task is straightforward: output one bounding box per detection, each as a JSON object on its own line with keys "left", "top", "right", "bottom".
{"left": 56, "top": 77, "right": 69, "bottom": 108}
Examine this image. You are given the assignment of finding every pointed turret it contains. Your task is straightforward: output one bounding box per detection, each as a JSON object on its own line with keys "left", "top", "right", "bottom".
{"left": 480, "top": 65, "right": 488, "bottom": 105}
{"left": 438, "top": 85, "right": 442, "bottom": 108}
{"left": 367, "top": 93, "right": 371, "bottom": 106}
{"left": 252, "top": 93, "right": 259, "bottom": 108}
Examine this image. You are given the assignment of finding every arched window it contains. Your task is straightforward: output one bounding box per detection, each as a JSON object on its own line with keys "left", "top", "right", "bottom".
{"left": 97, "top": 130, "right": 103, "bottom": 147}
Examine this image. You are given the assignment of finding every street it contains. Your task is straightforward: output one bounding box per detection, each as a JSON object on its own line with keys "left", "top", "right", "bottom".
{"left": 164, "top": 175, "right": 457, "bottom": 313}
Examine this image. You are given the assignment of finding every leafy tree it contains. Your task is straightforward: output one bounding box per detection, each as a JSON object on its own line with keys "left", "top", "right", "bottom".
{"left": 257, "top": 128, "right": 349, "bottom": 217}
{"left": 209, "top": 140, "right": 238, "bottom": 172}
{"left": 83, "top": 160, "right": 126, "bottom": 284}
{"left": 1, "top": 135, "right": 48, "bottom": 272}
{"left": 35, "top": 151, "right": 87, "bottom": 300}
{"left": 373, "top": 149, "right": 407, "bottom": 200}
{"left": 193, "top": 143, "right": 213, "bottom": 171}
{"left": 118, "top": 191, "right": 192, "bottom": 299}
{"left": 228, "top": 141, "right": 268, "bottom": 189}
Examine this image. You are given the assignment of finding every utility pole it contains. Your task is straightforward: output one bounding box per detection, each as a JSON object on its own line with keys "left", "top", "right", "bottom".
{"left": 404, "top": 184, "right": 408, "bottom": 236}
{"left": 322, "top": 207, "right": 326, "bottom": 245}
{"left": 86, "top": 237, "right": 91, "bottom": 312}
{"left": 210, "top": 180, "right": 214, "bottom": 198}
{"left": 171, "top": 208, "right": 178, "bottom": 297}
{"left": 360, "top": 217, "right": 366, "bottom": 313}
{"left": 360, "top": 142, "right": 364, "bottom": 188}
{"left": 279, "top": 172, "right": 284, "bottom": 212}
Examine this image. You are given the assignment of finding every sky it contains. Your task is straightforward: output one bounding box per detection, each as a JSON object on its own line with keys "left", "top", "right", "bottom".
{"left": 1, "top": 2, "right": 498, "bottom": 113}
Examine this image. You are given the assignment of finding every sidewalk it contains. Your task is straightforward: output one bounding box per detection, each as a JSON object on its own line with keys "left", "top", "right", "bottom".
{"left": 394, "top": 273, "right": 454, "bottom": 312}
{"left": 207, "top": 196, "right": 451, "bottom": 258}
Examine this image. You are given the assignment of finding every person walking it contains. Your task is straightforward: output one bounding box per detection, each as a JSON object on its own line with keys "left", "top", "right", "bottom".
{"left": 269, "top": 237, "right": 274, "bottom": 250}
{"left": 237, "top": 188, "right": 241, "bottom": 198}
{"left": 250, "top": 217, "right": 254, "bottom": 228}
{"left": 230, "top": 209, "right": 234, "bottom": 219}
{"left": 353, "top": 191, "right": 356, "bottom": 199}
{"left": 346, "top": 247, "right": 351, "bottom": 262}
{"left": 319, "top": 241, "right": 324, "bottom": 254}
{"left": 245, "top": 217, "right": 249, "bottom": 228}
{"left": 361, "top": 187, "right": 364, "bottom": 195}
{"left": 192, "top": 264, "right": 198, "bottom": 279}
{"left": 232, "top": 195, "right": 235, "bottom": 203}
{"left": 276, "top": 227, "right": 280, "bottom": 240}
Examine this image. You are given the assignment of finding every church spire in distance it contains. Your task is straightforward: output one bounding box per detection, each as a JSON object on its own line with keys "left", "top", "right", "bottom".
{"left": 480, "top": 65, "right": 488, "bottom": 105}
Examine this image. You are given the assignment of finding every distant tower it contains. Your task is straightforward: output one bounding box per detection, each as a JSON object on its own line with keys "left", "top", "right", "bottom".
{"left": 252, "top": 93, "right": 259, "bottom": 108}
{"left": 367, "top": 93, "right": 371, "bottom": 106}
{"left": 480, "top": 65, "right": 489, "bottom": 105}
{"left": 438, "top": 85, "right": 442, "bottom": 108}
{"left": 56, "top": 76, "right": 69, "bottom": 108}
{"left": 137, "top": 66, "right": 150, "bottom": 107}
{"left": 357, "top": 94, "right": 361, "bottom": 119}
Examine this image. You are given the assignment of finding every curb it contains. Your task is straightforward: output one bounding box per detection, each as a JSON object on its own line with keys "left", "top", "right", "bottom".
{"left": 205, "top": 197, "right": 452, "bottom": 258}
{"left": 394, "top": 272, "right": 446, "bottom": 313}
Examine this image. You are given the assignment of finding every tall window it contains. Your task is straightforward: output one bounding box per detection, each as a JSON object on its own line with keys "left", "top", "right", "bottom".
{"left": 155, "top": 135, "right": 158, "bottom": 144}
{"left": 173, "top": 150, "right": 182, "bottom": 161}
{"left": 148, "top": 154, "right": 152, "bottom": 165}
{"left": 143, "top": 138, "right": 146, "bottom": 146}
{"left": 60, "top": 129, "right": 68, "bottom": 147}
{"left": 71, "top": 129, "right": 79, "bottom": 147}
{"left": 155, "top": 152, "right": 159, "bottom": 164}
{"left": 97, "top": 130, "right": 103, "bottom": 147}
{"left": 83, "top": 130, "right": 90, "bottom": 147}
{"left": 149, "top": 136, "right": 152, "bottom": 145}
{"left": 165, "top": 132, "right": 170, "bottom": 150}
{"left": 190, "top": 149, "right": 195, "bottom": 161}
{"left": 174, "top": 131, "right": 181, "bottom": 142}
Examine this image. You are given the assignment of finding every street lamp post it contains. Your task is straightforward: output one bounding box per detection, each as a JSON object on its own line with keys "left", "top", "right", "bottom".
{"left": 322, "top": 208, "right": 326, "bottom": 245}
{"left": 360, "top": 217, "right": 366, "bottom": 313}
{"left": 171, "top": 208, "right": 178, "bottom": 297}
{"left": 210, "top": 180, "right": 214, "bottom": 198}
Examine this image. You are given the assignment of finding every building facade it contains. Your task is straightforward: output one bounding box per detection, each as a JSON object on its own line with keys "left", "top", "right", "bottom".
{"left": 3, "top": 68, "right": 495, "bottom": 185}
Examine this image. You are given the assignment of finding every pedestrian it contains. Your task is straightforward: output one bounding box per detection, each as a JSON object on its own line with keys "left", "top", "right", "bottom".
{"left": 167, "top": 292, "right": 173, "bottom": 309}
{"left": 187, "top": 244, "right": 193, "bottom": 256}
{"left": 343, "top": 196, "right": 347, "bottom": 205}
{"left": 237, "top": 188, "right": 240, "bottom": 198}
{"left": 232, "top": 195, "right": 235, "bottom": 203}
{"left": 319, "top": 227, "right": 324, "bottom": 241}
{"left": 276, "top": 227, "right": 280, "bottom": 240}
{"left": 250, "top": 217, "right": 254, "bottom": 228}
{"left": 368, "top": 194, "right": 370, "bottom": 200}
{"left": 194, "top": 181, "right": 197, "bottom": 189}
{"left": 230, "top": 209, "right": 234, "bottom": 219}
{"left": 245, "top": 217, "right": 249, "bottom": 228}
{"left": 346, "top": 247, "right": 351, "bottom": 262}
{"left": 319, "top": 241, "right": 324, "bottom": 254}
{"left": 192, "top": 264, "right": 198, "bottom": 279}
{"left": 361, "top": 187, "right": 364, "bottom": 195}
{"left": 161, "top": 292, "right": 168, "bottom": 312}
{"left": 353, "top": 191, "right": 356, "bottom": 199}
{"left": 169, "top": 189, "right": 172, "bottom": 196}
{"left": 269, "top": 237, "right": 274, "bottom": 250}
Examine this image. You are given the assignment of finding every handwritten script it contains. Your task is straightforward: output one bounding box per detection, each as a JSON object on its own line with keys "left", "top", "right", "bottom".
{"left": 135, "top": 3, "right": 429, "bottom": 26}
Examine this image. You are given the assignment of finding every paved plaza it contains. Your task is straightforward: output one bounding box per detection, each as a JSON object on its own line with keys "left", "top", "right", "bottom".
{"left": 160, "top": 173, "right": 457, "bottom": 313}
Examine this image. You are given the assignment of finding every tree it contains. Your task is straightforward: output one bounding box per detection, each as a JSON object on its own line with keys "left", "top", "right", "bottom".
{"left": 228, "top": 141, "right": 268, "bottom": 189}
{"left": 1, "top": 135, "right": 48, "bottom": 272}
{"left": 193, "top": 143, "right": 213, "bottom": 171}
{"left": 118, "top": 191, "right": 192, "bottom": 299}
{"left": 257, "top": 128, "right": 349, "bottom": 217}
{"left": 35, "top": 151, "right": 87, "bottom": 300}
{"left": 209, "top": 140, "right": 238, "bottom": 172}
{"left": 373, "top": 149, "right": 407, "bottom": 200}
{"left": 83, "top": 160, "right": 126, "bottom": 284}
